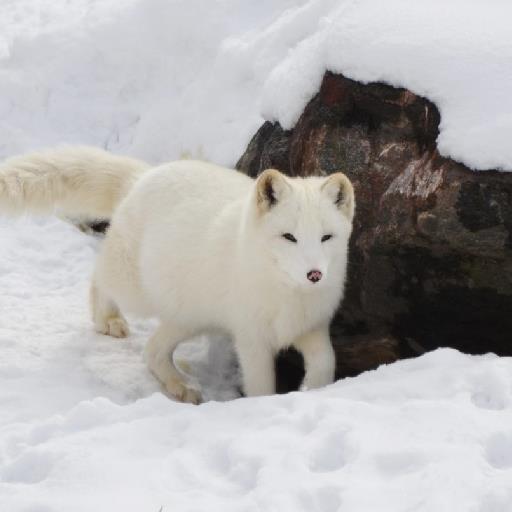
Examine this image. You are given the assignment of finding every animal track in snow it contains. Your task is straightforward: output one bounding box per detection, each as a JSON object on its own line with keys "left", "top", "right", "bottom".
{"left": 485, "top": 432, "right": 512, "bottom": 469}
{"left": 308, "top": 430, "right": 357, "bottom": 473}
{"left": 470, "top": 369, "right": 510, "bottom": 411}
{"left": 374, "top": 450, "right": 427, "bottom": 476}
{"left": 299, "top": 485, "right": 342, "bottom": 512}
{"left": 1, "top": 450, "right": 56, "bottom": 484}
{"left": 478, "top": 489, "right": 512, "bottom": 512}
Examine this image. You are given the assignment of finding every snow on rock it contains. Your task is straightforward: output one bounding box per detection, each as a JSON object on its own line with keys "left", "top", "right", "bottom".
{"left": 1, "top": 0, "right": 512, "bottom": 169}
{"left": 260, "top": 0, "right": 512, "bottom": 172}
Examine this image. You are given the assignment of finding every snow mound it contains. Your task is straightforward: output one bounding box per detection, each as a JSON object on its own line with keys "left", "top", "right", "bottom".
{"left": 0, "top": 0, "right": 305, "bottom": 165}
{"left": 1, "top": 0, "right": 512, "bottom": 169}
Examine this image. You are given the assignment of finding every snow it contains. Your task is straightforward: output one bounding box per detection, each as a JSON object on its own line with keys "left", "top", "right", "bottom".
{"left": 1, "top": 0, "right": 512, "bottom": 170}
{"left": 0, "top": 0, "right": 306, "bottom": 166}
{"left": 2, "top": 1, "right": 512, "bottom": 510}
{"left": 1, "top": 217, "right": 512, "bottom": 511}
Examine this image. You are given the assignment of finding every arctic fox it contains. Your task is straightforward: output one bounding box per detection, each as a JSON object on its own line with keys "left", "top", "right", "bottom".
{"left": 0, "top": 146, "right": 355, "bottom": 403}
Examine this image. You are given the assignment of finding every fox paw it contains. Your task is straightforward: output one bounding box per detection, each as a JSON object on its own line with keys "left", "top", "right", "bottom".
{"left": 97, "top": 316, "right": 130, "bottom": 338}
{"left": 165, "top": 378, "right": 202, "bottom": 405}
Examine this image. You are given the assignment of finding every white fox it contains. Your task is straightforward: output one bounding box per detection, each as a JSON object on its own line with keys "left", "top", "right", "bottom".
{"left": 0, "top": 146, "right": 355, "bottom": 403}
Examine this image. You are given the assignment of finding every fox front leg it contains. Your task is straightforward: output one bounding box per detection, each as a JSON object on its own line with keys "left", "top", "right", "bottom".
{"left": 294, "top": 327, "right": 335, "bottom": 390}
{"left": 235, "top": 336, "right": 276, "bottom": 397}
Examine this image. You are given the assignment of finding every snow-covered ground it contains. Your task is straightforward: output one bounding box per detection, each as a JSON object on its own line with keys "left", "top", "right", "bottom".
{"left": 2, "top": 1, "right": 512, "bottom": 510}
{"left": 2, "top": 218, "right": 512, "bottom": 511}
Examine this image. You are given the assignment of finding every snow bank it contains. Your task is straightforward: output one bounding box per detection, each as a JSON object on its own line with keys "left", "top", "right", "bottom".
{"left": 0, "top": 0, "right": 306, "bottom": 165}
{"left": 1, "top": 0, "right": 512, "bottom": 169}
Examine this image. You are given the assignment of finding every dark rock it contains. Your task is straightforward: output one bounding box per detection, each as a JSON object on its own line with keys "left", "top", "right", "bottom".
{"left": 333, "top": 335, "right": 401, "bottom": 378}
{"left": 237, "top": 122, "right": 292, "bottom": 179}
{"left": 237, "top": 72, "right": 512, "bottom": 378}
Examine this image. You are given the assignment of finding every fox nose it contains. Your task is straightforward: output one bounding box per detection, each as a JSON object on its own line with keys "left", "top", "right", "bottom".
{"left": 307, "top": 270, "right": 322, "bottom": 283}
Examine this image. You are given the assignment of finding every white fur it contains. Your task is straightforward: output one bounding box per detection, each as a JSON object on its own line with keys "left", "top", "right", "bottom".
{"left": 0, "top": 147, "right": 355, "bottom": 403}
{"left": 0, "top": 146, "right": 149, "bottom": 218}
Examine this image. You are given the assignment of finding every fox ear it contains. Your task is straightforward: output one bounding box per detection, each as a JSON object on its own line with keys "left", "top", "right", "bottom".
{"left": 255, "top": 169, "right": 290, "bottom": 212}
{"left": 321, "top": 172, "right": 355, "bottom": 220}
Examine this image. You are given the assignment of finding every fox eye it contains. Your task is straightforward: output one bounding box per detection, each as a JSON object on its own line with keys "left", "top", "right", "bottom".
{"left": 282, "top": 233, "right": 297, "bottom": 243}
{"left": 321, "top": 234, "right": 333, "bottom": 242}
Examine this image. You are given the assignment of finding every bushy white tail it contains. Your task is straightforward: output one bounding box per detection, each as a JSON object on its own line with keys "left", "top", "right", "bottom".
{"left": 0, "top": 146, "right": 150, "bottom": 219}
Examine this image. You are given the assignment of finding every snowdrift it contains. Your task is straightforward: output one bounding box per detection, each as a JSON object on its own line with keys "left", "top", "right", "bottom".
{"left": 1, "top": 0, "right": 512, "bottom": 169}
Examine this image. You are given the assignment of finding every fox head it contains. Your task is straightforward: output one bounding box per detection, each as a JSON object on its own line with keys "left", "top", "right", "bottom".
{"left": 251, "top": 168, "right": 355, "bottom": 290}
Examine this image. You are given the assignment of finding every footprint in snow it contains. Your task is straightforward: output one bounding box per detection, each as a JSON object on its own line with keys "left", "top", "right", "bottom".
{"left": 374, "top": 450, "right": 427, "bottom": 476}
{"left": 485, "top": 432, "right": 512, "bottom": 469}
{"left": 478, "top": 490, "right": 512, "bottom": 512}
{"left": 308, "top": 430, "right": 357, "bottom": 473}
{"left": 470, "top": 370, "right": 510, "bottom": 411}
{"left": 299, "top": 485, "right": 342, "bottom": 512}
{"left": 1, "top": 450, "right": 56, "bottom": 484}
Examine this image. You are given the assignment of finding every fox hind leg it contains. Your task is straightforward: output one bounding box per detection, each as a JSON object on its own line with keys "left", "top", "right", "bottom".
{"left": 145, "top": 322, "right": 201, "bottom": 404}
{"left": 90, "top": 282, "right": 130, "bottom": 338}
